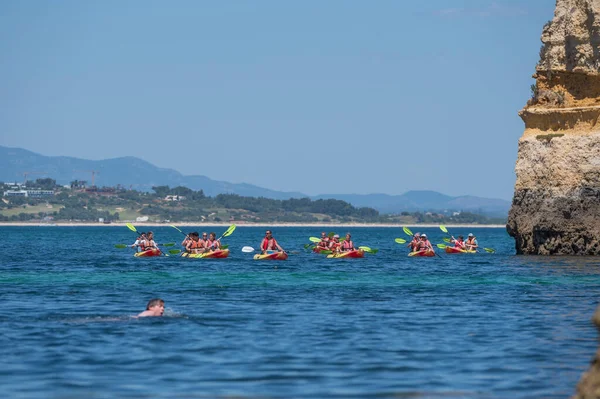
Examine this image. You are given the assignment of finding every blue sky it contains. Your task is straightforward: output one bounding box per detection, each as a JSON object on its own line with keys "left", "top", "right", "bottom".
{"left": 0, "top": 1, "right": 554, "bottom": 200}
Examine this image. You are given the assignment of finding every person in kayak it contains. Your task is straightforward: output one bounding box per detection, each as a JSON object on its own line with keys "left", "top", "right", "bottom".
{"left": 407, "top": 232, "right": 420, "bottom": 252}
{"left": 198, "top": 232, "right": 209, "bottom": 252}
{"left": 137, "top": 298, "right": 165, "bottom": 317}
{"left": 465, "top": 233, "right": 479, "bottom": 251}
{"left": 340, "top": 233, "right": 355, "bottom": 252}
{"left": 329, "top": 234, "right": 342, "bottom": 252}
{"left": 416, "top": 233, "right": 435, "bottom": 253}
{"left": 451, "top": 235, "right": 466, "bottom": 249}
{"left": 181, "top": 232, "right": 193, "bottom": 248}
{"left": 261, "top": 230, "right": 285, "bottom": 254}
{"left": 131, "top": 232, "right": 147, "bottom": 251}
{"left": 317, "top": 232, "right": 330, "bottom": 249}
{"left": 143, "top": 231, "right": 158, "bottom": 251}
{"left": 186, "top": 232, "right": 204, "bottom": 254}
{"left": 206, "top": 232, "right": 221, "bottom": 252}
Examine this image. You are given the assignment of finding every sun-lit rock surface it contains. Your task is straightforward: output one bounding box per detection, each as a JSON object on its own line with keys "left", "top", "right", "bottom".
{"left": 507, "top": 0, "right": 600, "bottom": 255}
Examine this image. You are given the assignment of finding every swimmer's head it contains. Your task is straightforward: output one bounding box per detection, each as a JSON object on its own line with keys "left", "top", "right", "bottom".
{"left": 146, "top": 298, "right": 165, "bottom": 316}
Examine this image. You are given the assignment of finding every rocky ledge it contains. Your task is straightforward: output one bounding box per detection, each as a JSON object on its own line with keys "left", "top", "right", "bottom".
{"left": 507, "top": 0, "right": 600, "bottom": 255}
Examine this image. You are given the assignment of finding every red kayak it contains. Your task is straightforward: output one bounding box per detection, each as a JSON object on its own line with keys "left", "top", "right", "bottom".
{"left": 134, "top": 248, "right": 162, "bottom": 257}
{"left": 445, "top": 247, "right": 476, "bottom": 254}
{"left": 408, "top": 249, "right": 435, "bottom": 257}
{"left": 254, "top": 251, "right": 288, "bottom": 260}
{"left": 181, "top": 249, "right": 230, "bottom": 259}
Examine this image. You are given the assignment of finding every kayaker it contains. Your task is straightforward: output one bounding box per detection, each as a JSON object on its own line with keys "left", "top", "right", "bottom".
{"left": 416, "top": 234, "right": 435, "bottom": 253}
{"left": 329, "top": 234, "right": 341, "bottom": 252}
{"left": 137, "top": 298, "right": 165, "bottom": 317}
{"left": 143, "top": 231, "right": 158, "bottom": 251}
{"left": 206, "top": 232, "right": 221, "bottom": 251}
{"left": 407, "top": 233, "right": 420, "bottom": 252}
{"left": 451, "top": 235, "right": 466, "bottom": 249}
{"left": 186, "top": 233, "right": 204, "bottom": 254}
{"left": 181, "top": 232, "right": 193, "bottom": 248}
{"left": 199, "top": 232, "right": 209, "bottom": 252}
{"left": 465, "top": 233, "right": 479, "bottom": 251}
{"left": 317, "top": 232, "right": 330, "bottom": 249}
{"left": 131, "top": 232, "right": 147, "bottom": 251}
{"left": 260, "top": 230, "right": 285, "bottom": 254}
{"left": 340, "top": 233, "right": 355, "bottom": 252}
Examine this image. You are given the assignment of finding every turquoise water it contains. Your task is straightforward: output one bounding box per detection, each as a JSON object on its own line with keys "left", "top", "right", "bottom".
{"left": 1, "top": 226, "right": 599, "bottom": 398}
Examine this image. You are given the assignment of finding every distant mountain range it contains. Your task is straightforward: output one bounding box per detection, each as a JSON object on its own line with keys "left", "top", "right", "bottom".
{"left": 0, "top": 146, "right": 511, "bottom": 216}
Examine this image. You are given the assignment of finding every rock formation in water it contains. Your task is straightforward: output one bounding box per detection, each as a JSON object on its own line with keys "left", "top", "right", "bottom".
{"left": 507, "top": 0, "right": 600, "bottom": 255}
{"left": 573, "top": 307, "right": 600, "bottom": 399}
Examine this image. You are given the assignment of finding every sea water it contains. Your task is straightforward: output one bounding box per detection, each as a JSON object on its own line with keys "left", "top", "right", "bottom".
{"left": 1, "top": 226, "right": 599, "bottom": 398}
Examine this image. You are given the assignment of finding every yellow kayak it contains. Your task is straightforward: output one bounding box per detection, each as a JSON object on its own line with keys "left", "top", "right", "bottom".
{"left": 326, "top": 250, "right": 365, "bottom": 259}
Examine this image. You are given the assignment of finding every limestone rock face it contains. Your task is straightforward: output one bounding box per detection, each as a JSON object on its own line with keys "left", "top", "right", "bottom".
{"left": 508, "top": 0, "right": 600, "bottom": 255}
{"left": 540, "top": 0, "right": 600, "bottom": 74}
{"left": 572, "top": 307, "right": 600, "bottom": 399}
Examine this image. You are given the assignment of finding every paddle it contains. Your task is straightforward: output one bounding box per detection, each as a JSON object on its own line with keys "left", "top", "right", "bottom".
{"left": 170, "top": 224, "right": 186, "bottom": 236}
{"left": 206, "top": 224, "right": 236, "bottom": 251}
{"left": 394, "top": 238, "right": 407, "bottom": 244}
{"left": 126, "top": 223, "right": 168, "bottom": 257}
{"left": 402, "top": 227, "right": 413, "bottom": 237}
{"left": 309, "top": 237, "right": 321, "bottom": 243}
{"left": 358, "top": 246, "right": 378, "bottom": 254}
{"left": 168, "top": 249, "right": 182, "bottom": 255}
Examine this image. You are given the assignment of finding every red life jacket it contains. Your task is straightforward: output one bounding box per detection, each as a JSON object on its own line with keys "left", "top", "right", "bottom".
{"left": 342, "top": 240, "right": 354, "bottom": 251}
{"left": 261, "top": 238, "right": 278, "bottom": 250}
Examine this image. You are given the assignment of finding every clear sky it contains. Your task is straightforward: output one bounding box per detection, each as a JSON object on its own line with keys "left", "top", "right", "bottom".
{"left": 0, "top": 0, "right": 554, "bottom": 200}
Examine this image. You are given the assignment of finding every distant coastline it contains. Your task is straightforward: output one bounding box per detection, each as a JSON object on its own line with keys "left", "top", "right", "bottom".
{"left": 0, "top": 222, "right": 507, "bottom": 228}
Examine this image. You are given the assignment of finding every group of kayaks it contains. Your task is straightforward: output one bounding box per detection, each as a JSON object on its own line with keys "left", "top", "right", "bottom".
{"left": 126, "top": 224, "right": 492, "bottom": 260}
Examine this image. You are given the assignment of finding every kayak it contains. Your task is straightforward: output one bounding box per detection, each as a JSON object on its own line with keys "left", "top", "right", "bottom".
{"left": 134, "top": 248, "right": 161, "bottom": 257}
{"left": 445, "top": 247, "right": 476, "bottom": 254}
{"left": 254, "top": 251, "right": 288, "bottom": 260}
{"left": 326, "top": 250, "right": 365, "bottom": 259}
{"left": 313, "top": 247, "right": 332, "bottom": 254}
{"left": 181, "top": 249, "right": 230, "bottom": 259}
{"left": 408, "top": 249, "right": 435, "bottom": 257}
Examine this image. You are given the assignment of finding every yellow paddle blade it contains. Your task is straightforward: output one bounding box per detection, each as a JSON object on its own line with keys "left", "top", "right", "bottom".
{"left": 443, "top": 237, "right": 451, "bottom": 243}
{"left": 309, "top": 237, "right": 321, "bottom": 243}
{"left": 223, "top": 224, "right": 236, "bottom": 237}
{"left": 403, "top": 227, "right": 413, "bottom": 236}
{"left": 126, "top": 223, "right": 137, "bottom": 233}
{"left": 170, "top": 225, "right": 183, "bottom": 233}
{"left": 440, "top": 225, "right": 448, "bottom": 234}
{"left": 394, "top": 238, "right": 406, "bottom": 244}
{"left": 358, "top": 246, "right": 371, "bottom": 251}
{"left": 436, "top": 244, "right": 447, "bottom": 249}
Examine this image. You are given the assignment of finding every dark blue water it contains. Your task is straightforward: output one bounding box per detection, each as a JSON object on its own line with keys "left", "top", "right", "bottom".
{"left": 1, "top": 226, "right": 599, "bottom": 398}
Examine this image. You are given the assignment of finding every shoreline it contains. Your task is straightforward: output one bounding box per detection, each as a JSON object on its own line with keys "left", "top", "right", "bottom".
{"left": 0, "top": 222, "right": 507, "bottom": 228}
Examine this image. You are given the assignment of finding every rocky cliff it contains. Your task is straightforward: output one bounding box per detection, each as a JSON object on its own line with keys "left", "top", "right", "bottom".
{"left": 507, "top": 0, "right": 600, "bottom": 255}
{"left": 573, "top": 306, "right": 600, "bottom": 399}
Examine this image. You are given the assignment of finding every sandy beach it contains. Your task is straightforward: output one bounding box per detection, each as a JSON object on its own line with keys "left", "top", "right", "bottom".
{"left": 0, "top": 222, "right": 507, "bottom": 228}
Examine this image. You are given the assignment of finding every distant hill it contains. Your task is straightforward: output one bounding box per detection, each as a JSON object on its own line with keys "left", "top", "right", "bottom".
{"left": 0, "top": 146, "right": 305, "bottom": 200}
{"left": 0, "top": 146, "right": 510, "bottom": 216}
{"left": 313, "top": 191, "right": 511, "bottom": 217}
